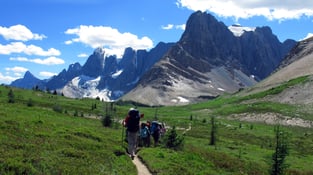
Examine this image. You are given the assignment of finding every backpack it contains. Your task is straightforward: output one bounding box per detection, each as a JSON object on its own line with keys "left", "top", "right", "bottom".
{"left": 140, "top": 126, "right": 149, "bottom": 138}
{"left": 126, "top": 109, "right": 140, "bottom": 132}
{"left": 150, "top": 121, "right": 160, "bottom": 135}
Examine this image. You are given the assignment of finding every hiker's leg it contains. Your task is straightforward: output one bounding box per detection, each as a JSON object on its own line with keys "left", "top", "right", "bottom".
{"left": 128, "top": 132, "right": 137, "bottom": 156}
{"left": 147, "top": 135, "right": 151, "bottom": 147}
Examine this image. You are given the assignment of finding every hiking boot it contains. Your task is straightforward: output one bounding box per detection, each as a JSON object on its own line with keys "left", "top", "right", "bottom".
{"left": 131, "top": 155, "right": 135, "bottom": 160}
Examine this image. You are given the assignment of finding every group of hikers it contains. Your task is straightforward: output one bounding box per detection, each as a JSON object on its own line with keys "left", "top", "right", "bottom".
{"left": 122, "top": 108, "right": 165, "bottom": 159}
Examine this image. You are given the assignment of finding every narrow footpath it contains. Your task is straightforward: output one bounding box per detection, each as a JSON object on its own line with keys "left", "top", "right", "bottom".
{"left": 132, "top": 156, "right": 152, "bottom": 175}
{"left": 131, "top": 123, "right": 192, "bottom": 175}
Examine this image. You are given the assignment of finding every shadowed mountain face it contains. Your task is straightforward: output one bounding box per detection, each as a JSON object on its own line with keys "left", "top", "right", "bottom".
{"left": 121, "top": 11, "right": 296, "bottom": 106}
{"left": 11, "top": 71, "right": 42, "bottom": 89}
{"left": 11, "top": 11, "right": 296, "bottom": 105}
{"left": 234, "top": 36, "right": 313, "bottom": 106}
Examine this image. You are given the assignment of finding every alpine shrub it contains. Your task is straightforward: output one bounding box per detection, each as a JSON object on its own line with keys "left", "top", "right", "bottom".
{"left": 163, "top": 126, "right": 184, "bottom": 150}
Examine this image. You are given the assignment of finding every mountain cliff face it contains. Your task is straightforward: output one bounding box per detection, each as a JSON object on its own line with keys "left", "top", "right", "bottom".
{"left": 238, "top": 36, "right": 313, "bottom": 105}
{"left": 11, "top": 11, "right": 296, "bottom": 105}
{"left": 121, "top": 11, "right": 296, "bottom": 105}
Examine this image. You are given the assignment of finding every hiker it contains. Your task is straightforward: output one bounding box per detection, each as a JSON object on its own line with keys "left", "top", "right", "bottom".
{"left": 150, "top": 121, "right": 161, "bottom": 147}
{"left": 159, "top": 122, "right": 166, "bottom": 137}
{"left": 123, "top": 108, "right": 144, "bottom": 160}
{"left": 140, "top": 122, "right": 151, "bottom": 147}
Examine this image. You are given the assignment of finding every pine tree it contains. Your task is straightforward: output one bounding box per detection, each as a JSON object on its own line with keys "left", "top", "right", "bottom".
{"left": 102, "top": 114, "right": 112, "bottom": 127}
{"left": 8, "top": 89, "right": 15, "bottom": 103}
{"left": 270, "top": 125, "right": 289, "bottom": 175}
{"left": 27, "top": 98, "right": 34, "bottom": 107}
{"left": 164, "top": 126, "right": 184, "bottom": 150}
{"left": 209, "top": 116, "right": 217, "bottom": 145}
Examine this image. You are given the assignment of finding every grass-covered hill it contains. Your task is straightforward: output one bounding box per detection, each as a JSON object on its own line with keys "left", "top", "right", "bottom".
{"left": 1, "top": 74, "right": 313, "bottom": 175}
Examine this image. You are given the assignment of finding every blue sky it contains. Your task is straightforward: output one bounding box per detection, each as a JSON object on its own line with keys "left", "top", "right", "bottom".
{"left": 0, "top": 0, "right": 313, "bottom": 84}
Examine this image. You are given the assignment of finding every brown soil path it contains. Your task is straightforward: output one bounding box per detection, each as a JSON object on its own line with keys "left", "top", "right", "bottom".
{"left": 132, "top": 156, "right": 152, "bottom": 175}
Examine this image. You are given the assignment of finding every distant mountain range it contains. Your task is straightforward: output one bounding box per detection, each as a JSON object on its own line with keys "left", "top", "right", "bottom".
{"left": 11, "top": 11, "right": 297, "bottom": 106}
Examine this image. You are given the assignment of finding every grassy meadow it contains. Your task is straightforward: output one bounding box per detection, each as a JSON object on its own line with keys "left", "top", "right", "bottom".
{"left": 1, "top": 75, "right": 313, "bottom": 175}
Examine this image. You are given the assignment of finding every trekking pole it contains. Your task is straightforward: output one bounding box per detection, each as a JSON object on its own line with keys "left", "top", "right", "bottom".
{"left": 121, "top": 120, "right": 125, "bottom": 149}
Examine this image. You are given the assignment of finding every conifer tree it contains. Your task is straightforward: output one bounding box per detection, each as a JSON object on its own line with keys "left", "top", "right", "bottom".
{"left": 209, "top": 116, "right": 217, "bottom": 145}
{"left": 164, "top": 126, "right": 184, "bottom": 150}
{"left": 270, "top": 125, "right": 289, "bottom": 175}
{"left": 8, "top": 89, "right": 15, "bottom": 103}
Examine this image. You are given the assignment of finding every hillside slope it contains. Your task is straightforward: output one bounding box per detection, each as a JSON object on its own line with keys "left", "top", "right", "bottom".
{"left": 241, "top": 37, "right": 313, "bottom": 105}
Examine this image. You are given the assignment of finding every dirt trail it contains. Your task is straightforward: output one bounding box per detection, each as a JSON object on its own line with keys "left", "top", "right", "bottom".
{"left": 132, "top": 156, "right": 152, "bottom": 175}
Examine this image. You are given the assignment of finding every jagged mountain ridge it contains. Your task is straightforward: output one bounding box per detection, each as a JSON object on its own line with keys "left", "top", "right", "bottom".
{"left": 11, "top": 11, "right": 296, "bottom": 105}
{"left": 121, "top": 11, "right": 296, "bottom": 105}
{"left": 11, "top": 42, "right": 175, "bottom": 100}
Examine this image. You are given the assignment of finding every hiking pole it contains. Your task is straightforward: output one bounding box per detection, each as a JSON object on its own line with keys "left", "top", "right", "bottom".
{"left": 121, "top": 120, "right": 125, "bottom": 149}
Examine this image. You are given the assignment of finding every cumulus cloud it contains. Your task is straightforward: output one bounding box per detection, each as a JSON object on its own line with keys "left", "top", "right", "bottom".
{"left": 65, "top": 25, "right": 153, "bottom": 57}
{"left": 10, "top": 56, "right": 65, "bottom": 65}
{"left": 0, "top": 24, "right": 46, "bottom": 41}
{"left": 0, "top": 72, "right": 17, "bottom": 84}
{"left": 1, "top": 66, "right": 28, "bottom": 84}
{"left": 39, "top": 71, "right": 57, "bottom": 77}
{"left": 177, "top": 0, "right": 313, "bottom": 21}
{"left": 5, "top": 66, "right": 28, "bottom": 73}
{"left": 0, "top": 42, "right": 61, "bottom": 56}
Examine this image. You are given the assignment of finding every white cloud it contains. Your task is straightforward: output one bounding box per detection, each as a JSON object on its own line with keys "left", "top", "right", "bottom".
{"left": 177, "top": 0, "right": 313, "bottom": 21}
{"left": 77, "top": 53, "right": 88, "bottom": 58}
{"left": 64, "top": 40, "right": 73, "bottom": 45}
{"left": 10, "top": 56, "right": 65, "bottom": 65}
{"left": 39, "top": 71, "right": 57, "bottom": 77}
{"left": 5, "top": 66, "right": 28, "bottom": 73}
{"left": 0, "top": 72, "right": 17, "bottom": 84}
{"left": 175, "top": 24, "right": 186, "bottom": 30}
{"left": 0, "top": 42, "right": 61, "bottom": 56}
{"left": 301, "top": 33, "right": 313, "bottom": 41}
{"left": 0, "top": 24, "right": 46, "bottom": 41}
{"left": 65, "top": 25, "right": 153, "bottom": 57}
{"left": 1, "top": 66, "right": 28, "bottom": 84}
{"left": 162, "top": 24, "right": 174, "bottom": 30}
{"left": 162, "top": 24, "right": 185, "bottom": 30}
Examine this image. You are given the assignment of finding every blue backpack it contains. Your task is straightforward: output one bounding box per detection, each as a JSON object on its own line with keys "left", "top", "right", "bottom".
{"left": 140, "top": 126, "right": 149, "bottom": 138}
{"left": 150, "top": 121, "right": 160, "bottom": 135}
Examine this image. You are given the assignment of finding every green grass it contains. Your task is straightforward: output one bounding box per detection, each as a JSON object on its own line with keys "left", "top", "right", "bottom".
{"left": 1, "top": 74, "right": 313, "bottom": 175}
{"left": 0, "top": 86, "right": 136, "bottom": 174}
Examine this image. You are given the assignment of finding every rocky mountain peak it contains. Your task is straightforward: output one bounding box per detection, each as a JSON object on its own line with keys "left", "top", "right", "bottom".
{"left": 94, "top": 47, "right": 105, "bottom": 56}
{"left": 11, "top": 71, "right": 41, "bottom": 89}
{"left": 82, "top": 47, "right": 106, "bottom": 77}
{"left": 68, "top": 62, "right": 82, "bottom": 72}
{"left": 122, "top": 11, "right": 296, "bottom": 106}
{"left": 24, "top": 71, "right": 36, "bottom": 79}
{"left": 178, "top": 11, "right": 239, "bottom": 67}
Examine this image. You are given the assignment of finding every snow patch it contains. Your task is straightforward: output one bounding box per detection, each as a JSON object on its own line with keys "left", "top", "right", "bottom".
{"left": 62, "top": 75, "right": 112, "bottom": 101}
{"left": 171, "top": 96, "right": 189, "bottom": 103}
{"left": 112, "top": 69, "right": 123, "bottom": 79}
{"left": 228, "top": 25, "right": 256, "bottom": 37}
{"left": 217, "top": 87, "right": 225, "bottom": 91}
